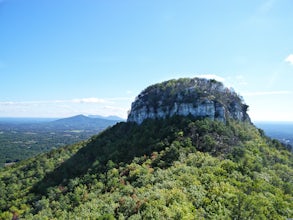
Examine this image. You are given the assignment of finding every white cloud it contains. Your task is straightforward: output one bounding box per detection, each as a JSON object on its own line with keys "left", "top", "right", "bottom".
{"left": 285, "top": 54, "right": 293, "bottom": 65}
{"left": 108, "top": 97, "right": 134, "bottom": 101}
{"left": 0, "top": 97, "right": 135, "bottom": 107}
{"left": 0, "top": 97, "right": 132, "bottom": 118}
{"left": 72, "top": 98, "right": 107, "bottom": 104}
{"left": 235, "top": 75, "right": 248, "bottom": 86}
{"left": 0, "top": 98, "right": 110, "bottom": 105}
{"left": 243, "top": 91, "right": 292, "bottom": 96}
{"left": 195, "top": 74, "right": 225, "bottom": 82}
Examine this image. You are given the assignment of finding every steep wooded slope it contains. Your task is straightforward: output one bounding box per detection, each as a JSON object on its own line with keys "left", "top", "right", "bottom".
{"left": 1, "top": 116, "right": 292, "bottom": 219}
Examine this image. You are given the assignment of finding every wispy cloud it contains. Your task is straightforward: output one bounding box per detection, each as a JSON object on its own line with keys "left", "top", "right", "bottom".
{"left": 259, "top": 0, "right": 275, "bottom": 14}
{"left": 226, "top": 75, "right": 248, "bottom": 87}
{"left": 246, "top": 0, "right": 275, "bottom": 28}
{"left": 126, "top": 90, "right": 133, "bottom": 95}
{"left": 285, "top": 54, "right": 293, "bottom": 65}
{"left": 72, "top": 98, "right": 108, "bottom": 104}
{"left": 195, "top": 74, "right": 249, "bottom": 89}
{"left": 195, "top": 74, "right": 225, "bottom": 82}
{"left": 0, "top": 98, "right": 110, "bottom": 105}
{"left": 235, "top": 75, "right": 248, "bottom": 86}
{"left": 0, "top": 97, "right": 132, "bottom": 118}
{"left": 108, "top": 97, "right": 134, "bottom": 101}
{"left": 71, "top": 97, "right": 133, "bottom": 104}
{"left": 243, "top": 91, "right": 292, "bottom": 96}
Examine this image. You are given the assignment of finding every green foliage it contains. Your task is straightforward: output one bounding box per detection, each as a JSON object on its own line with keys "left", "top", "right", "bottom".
{"left": 0, "top": 116, "right": 292, "bottom": 219}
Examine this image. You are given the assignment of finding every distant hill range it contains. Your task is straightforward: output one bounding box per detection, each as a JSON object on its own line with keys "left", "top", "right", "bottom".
{"left": 0, "top": 114, "right": 124, "bottom": 124}
{"left": 88, "top": 115, "right": 125, "bottom": 121}
{"left": 46, "top": 114, "right": 124, "bottom": 130}
{"left": 0, "top": 114, "right": 123, "bottom": 167}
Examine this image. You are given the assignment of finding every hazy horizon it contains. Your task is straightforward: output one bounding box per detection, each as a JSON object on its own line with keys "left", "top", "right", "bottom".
{"left": 1, "top": 115, "right": 293, "bottom": 124}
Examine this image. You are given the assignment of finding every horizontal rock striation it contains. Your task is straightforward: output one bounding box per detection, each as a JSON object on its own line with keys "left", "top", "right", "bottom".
{"left": 127, "top": 78, "right": 250, "bottom": 124}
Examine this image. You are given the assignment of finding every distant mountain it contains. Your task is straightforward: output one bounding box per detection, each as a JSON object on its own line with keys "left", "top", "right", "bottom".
{"left": 0, "top": 115, "right": 119, "bottom": 167}
{"left": 88, "top": 114, "right": 125, "bottom": 121}
{"left": 47, "top": 114, "right": 119, "bottom": 130}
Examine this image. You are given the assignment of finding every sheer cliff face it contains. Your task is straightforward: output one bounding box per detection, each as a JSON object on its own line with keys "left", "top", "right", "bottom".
{"left": 127, "top": 78, "right": 250, "bottom": 124}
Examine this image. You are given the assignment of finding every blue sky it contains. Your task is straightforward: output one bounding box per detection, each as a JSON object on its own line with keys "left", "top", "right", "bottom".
{"left": 0, "top": 0, "right": 292, "bottom": 121}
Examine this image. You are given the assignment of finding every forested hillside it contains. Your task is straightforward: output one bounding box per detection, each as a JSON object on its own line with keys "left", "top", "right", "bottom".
{"left": 1, "top": 116, "right": 292, "bottom": 219}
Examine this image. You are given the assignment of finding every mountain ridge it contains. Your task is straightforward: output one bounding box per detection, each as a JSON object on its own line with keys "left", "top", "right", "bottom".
{"left": 50, "top": 114, "right": 120, "bottom": 128}
{"left": 88, "top": 115, "right": 125, "bottom": 121}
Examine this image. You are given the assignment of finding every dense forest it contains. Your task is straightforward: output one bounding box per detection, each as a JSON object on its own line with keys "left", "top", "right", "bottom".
{"left": 0, "top": 116, "right": 292, "bottom": 219}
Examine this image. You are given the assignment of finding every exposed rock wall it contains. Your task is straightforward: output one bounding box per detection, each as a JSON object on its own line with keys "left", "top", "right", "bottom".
{"left": 127, "top": 78, "right": 250, "bottom": 124}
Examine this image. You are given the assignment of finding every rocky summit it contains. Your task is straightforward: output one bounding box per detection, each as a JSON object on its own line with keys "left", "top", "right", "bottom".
{"left": 128, "top": 77, "right": 250, "bottom": 124}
